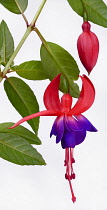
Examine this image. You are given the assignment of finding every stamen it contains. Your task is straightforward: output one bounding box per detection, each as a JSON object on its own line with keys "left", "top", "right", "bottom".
{"left": 64, "top": 148, "right": 76, "bottom": 202}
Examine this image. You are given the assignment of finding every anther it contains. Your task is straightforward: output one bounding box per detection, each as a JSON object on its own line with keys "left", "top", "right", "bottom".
{"left": 65, "top": 174, "right": 68, "bottom": 179}
{"left": 64, "top": 160, "right": 67, "bottom": 166}
{"left": 72, "top": 158, "right": 75, "bottom": 163}
{"left": 71, "top": 173, "right": 76, "bottom": 180}
{"left": 72, "top": 196, "right": 76, "bottom": 203}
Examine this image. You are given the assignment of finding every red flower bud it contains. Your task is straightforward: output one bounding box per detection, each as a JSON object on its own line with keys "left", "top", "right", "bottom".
{"left": 77, "top": 21, "right": 99, "bottom": 74}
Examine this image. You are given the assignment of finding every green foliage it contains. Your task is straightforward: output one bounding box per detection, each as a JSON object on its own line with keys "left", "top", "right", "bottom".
{"left": 40, "top": 42, "right": 80, "bottom": 97}
{"left": 0, "top": 20, "right": 14, "bottom": 66}
{"left": 0, "top": 132, "right": 45, "bottom": 165}
{"left": 4, "top": 77, "right": 39, "bottom": 134}
{"left": 0, "top": 0, "right": 28, "bottom": 14}
{"left": 67, "top": 0, "right": 107, "bottom": 27}
{"left": 0, "top": 122, "right": 41, "bottom": 145}
{"left": 14, "top": 60, "right": 48, "bottom": 80}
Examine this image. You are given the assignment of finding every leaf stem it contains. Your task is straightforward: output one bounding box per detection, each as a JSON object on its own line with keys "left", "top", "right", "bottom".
{"left": 0, "top": 0, "right": 47, "bottom": 82}
{"left": 34, "top": 27, "right": 48, "bottom": 49}
{"left": 15, "top": 0, "right": 29, "bottom": 26}
{"left": 34, "top": 27, "right": 59, "bottom": 64}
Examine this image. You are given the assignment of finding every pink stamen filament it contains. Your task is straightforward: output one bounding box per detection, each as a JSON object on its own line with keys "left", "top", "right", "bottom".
{"left": 64, "top": 148, "right": 76, "bottom": 202}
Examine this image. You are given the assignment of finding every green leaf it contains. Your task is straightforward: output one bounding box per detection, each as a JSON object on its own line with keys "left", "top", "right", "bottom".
{"left": 4, "top": 77, "right": 39, "bottom": 134}
{"left": 67, "top": 0, "right": 107, "bottom": 27}
{"left": 0, "top": 20, "right": 14, "bottom": 66}
{"left": 40, "top": 42, "right": 80, "bottom": 97}
{"left": 0, "top": 132, "right": 46, "bottom": 165}
{"left": 69, "top": 80, "right": 80, "bottom": 98}
{"left": 13, "top": 60, "right": 48, "bottom": 80}
{"left": 0, "top": 0, "right": 28, "bottom": 14}
{"left": 0, "top": 122, "right": 41, "bottom": 145}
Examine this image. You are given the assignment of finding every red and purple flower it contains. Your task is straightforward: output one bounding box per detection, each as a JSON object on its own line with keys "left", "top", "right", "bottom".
{"left": 9, "top": 74, "right": 97, "bottom": 202}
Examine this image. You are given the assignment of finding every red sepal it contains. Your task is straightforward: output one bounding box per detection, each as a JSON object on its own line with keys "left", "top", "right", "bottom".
{"left": 43, "top": 74, "right": 62, "bottom": 111}
{"left": 9, "top": 110, "right": 61, "bottom": 129}
{"left": 69, "top": 75, "right": 95, "bottom": 115}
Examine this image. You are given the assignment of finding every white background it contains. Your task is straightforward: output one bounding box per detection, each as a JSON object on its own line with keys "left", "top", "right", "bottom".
{"left": 0, "top": 0, "right": 107, "bottom": 209}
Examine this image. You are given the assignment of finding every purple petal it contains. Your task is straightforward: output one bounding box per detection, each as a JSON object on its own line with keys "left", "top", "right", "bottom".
{"left": 65, "top": 116, "right": 83, "bottom": 131}
{"left": 50, "top": 116, "right": 64, "bottom": 143}
{"left": 74, "top": 114, "right": 97, "bottom": 132}
{"left": 61, "top": 131, "right": 76, "bottom": 149}
{"left": 50, "top": 118, "right": 57, "bottom": 137}
{"left": 61, "top": 129, "right": 86, "bottom": 149}
{"left": 75, "top": 129, "right": 86, "bottom": 145}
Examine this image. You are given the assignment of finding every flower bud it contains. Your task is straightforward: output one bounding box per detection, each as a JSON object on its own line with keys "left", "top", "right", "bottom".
{"left": 77, "top": 21, "right": 99, "bottom": 74}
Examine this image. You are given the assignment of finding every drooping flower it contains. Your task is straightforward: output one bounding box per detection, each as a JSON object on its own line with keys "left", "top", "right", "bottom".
{"left": 77, "top": 21, "right": 99, "bottom": 74}
{"left": 9, "top": 74, "right": 97, "bottom": 202}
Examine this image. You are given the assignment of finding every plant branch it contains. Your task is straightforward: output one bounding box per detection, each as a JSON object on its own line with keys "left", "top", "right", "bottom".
{"left": 0, "top": 0, "right": 47, "bottom": 82}
{"left": 30, "top": 0, "right": 47, "bottom": 27}
{"left": 34, "top": 27, "right": 48, "bottom": 49}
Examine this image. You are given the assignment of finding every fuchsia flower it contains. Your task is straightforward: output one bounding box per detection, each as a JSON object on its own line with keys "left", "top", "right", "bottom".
{"left": 77, "top": 21, "right": 99, "bottom": 74}
{"left": 9, "top": 74, "right": 97, "bottom": 202}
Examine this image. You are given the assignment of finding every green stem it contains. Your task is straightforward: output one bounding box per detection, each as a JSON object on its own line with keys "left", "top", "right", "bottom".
{"left": 34, "top": 27, "right": 79, "bottom": 96}
{"left": 0, "top": 0, "right": 47, "bottom": 82}
{"left": 34, "top": 27, "right": 66, "bottom": 77}
{"left": 2, "top": 26, "right": 32, "bottom": 78}
{"left": 83, "top": 10, "right": 88, "bottom": 22}
{"left": 34, "top": 27, "right": 62, "bottom": 73}
{"left": 81, "top": 0, "right": 88, "bottom": 21}
{"left": 15, "top": 0, "right": 28, "bottom": 25}
{"left": 34, "top": 27, "right": 58, "bottom": 61}
{"left": 31, "top": 0, "right": 47, "bottom": 27}
{"left": 34, "top": 27, "right": 48, "bottom": 49}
